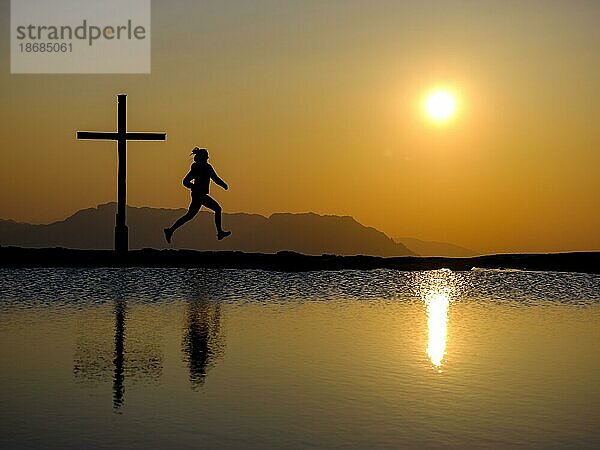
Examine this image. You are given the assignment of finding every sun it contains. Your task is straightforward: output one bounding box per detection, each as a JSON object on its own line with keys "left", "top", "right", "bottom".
{"left": 424, "top": 89, "right": 457, "bottom": 123}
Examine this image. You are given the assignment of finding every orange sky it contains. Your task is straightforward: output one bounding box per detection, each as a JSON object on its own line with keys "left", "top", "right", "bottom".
{"left": 1, "top": 1, "right": 599, "bottom": 253}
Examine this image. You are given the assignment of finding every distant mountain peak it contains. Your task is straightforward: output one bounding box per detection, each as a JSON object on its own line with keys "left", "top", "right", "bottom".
{"left": 394, "top": 236, "right": 477, "bottom": 257}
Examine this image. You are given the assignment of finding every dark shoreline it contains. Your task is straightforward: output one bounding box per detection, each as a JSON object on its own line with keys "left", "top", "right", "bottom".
{"left": 1, "top": 246, "right": 598, "bottom": 273}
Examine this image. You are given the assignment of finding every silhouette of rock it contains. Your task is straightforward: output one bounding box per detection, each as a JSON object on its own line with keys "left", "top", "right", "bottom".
{"left": 0, "top": 247, "right": 598, "bottom": 273}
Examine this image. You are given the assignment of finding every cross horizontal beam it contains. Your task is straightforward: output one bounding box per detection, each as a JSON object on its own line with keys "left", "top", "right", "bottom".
{"left": 77, "top": 131, "right": 118, "bottom": 140}
{"left": 77, "top": 131, "right": 166, "bottom": 141}
{"left": 125, "top": 132, "right": 167, "bottom": 141}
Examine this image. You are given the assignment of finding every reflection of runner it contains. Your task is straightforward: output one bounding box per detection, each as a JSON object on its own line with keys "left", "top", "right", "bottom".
{"left": 164, "top": 148, "right": 231, "bottom": 243}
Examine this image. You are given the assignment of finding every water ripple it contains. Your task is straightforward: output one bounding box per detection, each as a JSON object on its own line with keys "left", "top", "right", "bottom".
{"left": 1, "top": 268, "right": 599, "bottom": 310}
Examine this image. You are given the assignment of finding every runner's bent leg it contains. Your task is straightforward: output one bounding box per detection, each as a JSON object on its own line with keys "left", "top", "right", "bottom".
{"left": 201, "top": 195, "right": 224, "bottom": 233}
{"left": 169, "top": 199, "right": 201, "bottom": 233}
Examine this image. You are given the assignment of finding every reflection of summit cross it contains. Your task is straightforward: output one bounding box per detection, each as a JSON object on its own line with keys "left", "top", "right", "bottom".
{"left": 77, "top": 94, "right": 167, "bottom": 252}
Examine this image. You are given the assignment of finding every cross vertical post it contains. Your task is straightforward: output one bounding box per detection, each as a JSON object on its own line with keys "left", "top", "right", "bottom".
{"left": 116, "top": 94, "right": 128, "bottom": 252}
{"left": 77, "top": 94, "right": 167, "bottom": 252}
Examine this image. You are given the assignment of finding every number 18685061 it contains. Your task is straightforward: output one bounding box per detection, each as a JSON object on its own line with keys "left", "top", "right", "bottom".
{"left": 19, "top": 42, "right": 73, "bottom": 53}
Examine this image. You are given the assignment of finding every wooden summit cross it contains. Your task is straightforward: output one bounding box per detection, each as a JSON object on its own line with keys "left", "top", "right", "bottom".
{"left": 77, "top": 94, "right": 167, "bottom": 252}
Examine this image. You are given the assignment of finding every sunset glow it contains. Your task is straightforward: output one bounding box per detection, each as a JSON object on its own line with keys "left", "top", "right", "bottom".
{"left": 424, "top": 89, "right": 457, "bottom": 123}
{"left": 1, "top": 1, "right": 599, "bottom": 254}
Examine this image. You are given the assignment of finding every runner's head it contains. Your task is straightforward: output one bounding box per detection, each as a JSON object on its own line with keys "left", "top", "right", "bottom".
{"left": 191, "top": 147, "right": 209, "bottom": 162}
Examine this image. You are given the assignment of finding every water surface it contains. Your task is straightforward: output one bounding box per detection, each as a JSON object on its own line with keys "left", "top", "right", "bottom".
{"left": 1, "top": 268, "right": 599, "bottom": 448}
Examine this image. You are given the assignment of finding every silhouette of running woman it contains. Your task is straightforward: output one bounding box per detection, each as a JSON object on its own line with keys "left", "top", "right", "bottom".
{"left": 164, "top": 147, "right": 231, "bottom": 243}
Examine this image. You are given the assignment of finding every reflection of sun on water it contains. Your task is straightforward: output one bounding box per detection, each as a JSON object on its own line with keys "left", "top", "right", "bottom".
{"left": 417, "top": 269, "right": 457, "bottom": 371}
{"left": 425, "top": 292, "right": 450, "bottom": 369}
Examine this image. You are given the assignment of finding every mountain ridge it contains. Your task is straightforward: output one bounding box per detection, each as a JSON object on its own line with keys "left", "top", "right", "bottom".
{"left": 0, "top": 203, "right": 414, "bottom": 257}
